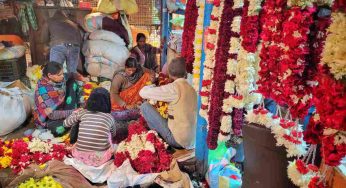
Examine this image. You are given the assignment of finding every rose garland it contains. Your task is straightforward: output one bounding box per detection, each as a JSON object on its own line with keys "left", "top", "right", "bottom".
{"left": 320, "top": 11, "right": 346, "bottom": 80}
{"left": 199, "top": 1, "right": 223, "bottom": 121}
{"left": 192, "top": 0, "right": 205, "bottom": 91}
{"left": 114, "top": 118, "right": 172, "bottom": 174}
{"left": 181, "top": 0, "right": 198, "bottom": 73}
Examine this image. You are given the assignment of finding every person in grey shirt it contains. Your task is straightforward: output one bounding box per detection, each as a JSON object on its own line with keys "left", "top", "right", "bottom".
{"left": 42, "top": 10, "right": 82, "bottom": 74}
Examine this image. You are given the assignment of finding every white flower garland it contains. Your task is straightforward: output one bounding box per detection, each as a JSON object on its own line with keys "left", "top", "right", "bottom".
{"left": 321, "top": 12, "right": 346, "bottom": 80}
{"left": 287, "top": 160, "right": 315, "bottom": 187}
{"left": 199, "top": 1, "right": 223, "bottom": 121}
{"left": 192, "top": 0, "right": 206, "bottom": 91}
{"left": 218, "top": 0, "right": 244, "bottom": 141}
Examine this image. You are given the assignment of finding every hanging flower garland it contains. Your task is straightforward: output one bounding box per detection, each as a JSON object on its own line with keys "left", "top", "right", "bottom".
{"left": 219, "top": 0, "right": 244, "bottom": 141}
{"left": 199, "top": 1, "right": 223, "bottom": 121}
{"left": 257, "top": 0, "right": 286, "bottom": 102}
{"left": 181, "top": 0, "right": 198, "bottom": 73}
{"left": 278, "top": 7, "right": 316, "bottom": 119}
{"left": 207, "top": 0, "right": 241, "bottom": 149}
{"left": 192, "top": 0, "right": 205, "bottom": 91}
{"left": 114, "top": 118, "right": 172, "bottom": 174}
{"left": 320, "top": 11, "right": 346, "bottom": 80}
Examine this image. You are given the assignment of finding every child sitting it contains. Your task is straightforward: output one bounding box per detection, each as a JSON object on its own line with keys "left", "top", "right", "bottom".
{"left": 64, "top": 87, "right": 116, "bottom": 167}
{"left": 139, "top": 57, "right": 197, "bottom": 149}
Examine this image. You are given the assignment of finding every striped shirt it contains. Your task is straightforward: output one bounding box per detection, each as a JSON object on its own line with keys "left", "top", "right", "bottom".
{"left": 64, "top": 110, "right": 116, "bottom": 152}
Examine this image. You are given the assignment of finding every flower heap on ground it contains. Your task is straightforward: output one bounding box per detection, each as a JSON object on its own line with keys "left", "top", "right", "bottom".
{"left": 18, "top": 176, "right": 63, "bottom": 188}
{"left": 199, "top": 0, "right": 223, "bottom": 121}
{"left": 0, "top": 137, "right": 67, "bottom": 174}
{"left": 114, "top": 117, "right": 172, "bottom": 174}
{"left": 181, "top": 0, "right": 198, "bottom": 73}
{"left": 192, "top": 0, "right": 206, "bottom": 91}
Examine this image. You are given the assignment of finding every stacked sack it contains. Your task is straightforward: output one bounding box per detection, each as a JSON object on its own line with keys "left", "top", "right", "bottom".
{"left": 82, "top": 13, "right": 132, "bottom": 79}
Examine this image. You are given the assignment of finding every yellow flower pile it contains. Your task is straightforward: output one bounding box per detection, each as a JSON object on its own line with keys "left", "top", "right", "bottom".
{"left": 26, "top": 65, "right": 43, "bottom": 90}
{"left": 18, "top": 176, "right": 63, "bottom": 188}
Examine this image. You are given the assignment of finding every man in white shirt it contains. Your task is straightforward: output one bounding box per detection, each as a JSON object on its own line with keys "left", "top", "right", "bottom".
{"left": 139, "top": 58, "right": 197, "bottom": 149}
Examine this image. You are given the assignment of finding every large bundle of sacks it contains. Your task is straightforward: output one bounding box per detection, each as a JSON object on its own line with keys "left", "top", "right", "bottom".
{"left": 82, "top": 13, "right": 132, "bottom": 79}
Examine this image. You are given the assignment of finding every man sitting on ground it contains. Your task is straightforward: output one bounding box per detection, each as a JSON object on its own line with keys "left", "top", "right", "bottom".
{"left": 139, "top": 57, "right": 197, "bottom": 149}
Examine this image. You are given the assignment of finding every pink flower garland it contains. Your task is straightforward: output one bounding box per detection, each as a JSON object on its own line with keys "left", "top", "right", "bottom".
{"left": 181, "top": 0, "right": 198, "bottom": 73}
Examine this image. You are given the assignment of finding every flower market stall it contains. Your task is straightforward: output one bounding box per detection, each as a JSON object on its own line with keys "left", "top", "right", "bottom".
{"left": 1, "top": 0, "right": 346, "bottom": 187}
{"left": 182, "top": 0, "right": 345, "bottom": 187}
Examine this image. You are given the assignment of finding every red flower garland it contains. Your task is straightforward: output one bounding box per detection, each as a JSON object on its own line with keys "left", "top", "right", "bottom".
{"left": 181, "top": 0, "right": 198, "bottom": 73}
{"left": 240, "top": 0, "right": 261, "bottom": 52}
{"left": 207, "top": 0, "right": 241, "bottom": 149}
{"left": 257, "top": 0, "right": 286, "bottom": 101}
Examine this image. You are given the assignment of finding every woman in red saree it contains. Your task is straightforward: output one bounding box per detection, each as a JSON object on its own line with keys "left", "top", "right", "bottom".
{"left": 110, "top": 57, "right": 154, "bottom": 120}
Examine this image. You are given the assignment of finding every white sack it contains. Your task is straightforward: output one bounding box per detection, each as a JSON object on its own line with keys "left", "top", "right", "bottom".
{"left": 89, "top": 30, "right": 126, "bottom": 46}
{"left": 82, "top": 40, "right": 129, "bottom": 65}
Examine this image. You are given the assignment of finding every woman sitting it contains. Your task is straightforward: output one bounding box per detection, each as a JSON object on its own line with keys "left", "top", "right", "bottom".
{"left": 64, "top": 88, "right": 115, "bottom": 167}
{"left": 33, "top": 62, "right": 81, "bottom": 137}
{"left": 110, "top": 57, "right": 154, "bottom": 120}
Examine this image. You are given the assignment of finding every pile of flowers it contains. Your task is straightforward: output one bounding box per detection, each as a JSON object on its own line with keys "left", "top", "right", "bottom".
{"left": 26, "top": 65, "right": 42, "bottom": 90}
{"left": 0, "top": 137, "right": 68, "bottom": 174}
{"left": 114, "top": 118, "right": 172, "bottom": 174}
{"left": 82, "top": 82, "right": 99, "bottom": 101}
{"left": 18, "top": 176, "right": 63, "bottom": 188}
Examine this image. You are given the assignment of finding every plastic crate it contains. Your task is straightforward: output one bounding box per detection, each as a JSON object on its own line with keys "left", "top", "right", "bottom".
{"left": 0, "top": 56, "right": 27, "bottom": 82}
